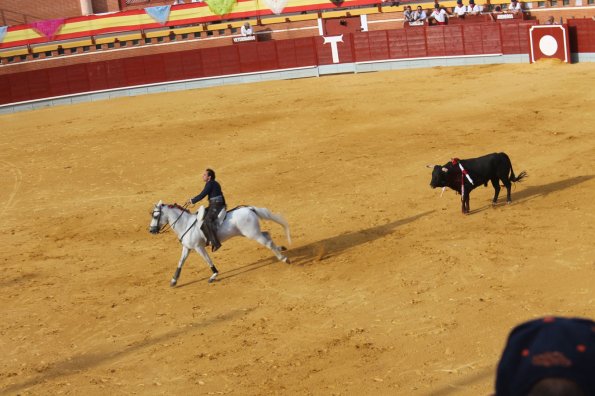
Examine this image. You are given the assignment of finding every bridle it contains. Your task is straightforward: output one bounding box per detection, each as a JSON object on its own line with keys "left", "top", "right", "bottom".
{"left": 150, "top": 203, "right": 189, "bottom": 234}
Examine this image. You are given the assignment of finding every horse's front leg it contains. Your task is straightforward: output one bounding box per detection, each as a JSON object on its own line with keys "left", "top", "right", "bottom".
{"left": 195, "top": 246, "right": 219, "bottom": 283}
{"left": 171, "top": 246, "right": 190, "bottom": 287}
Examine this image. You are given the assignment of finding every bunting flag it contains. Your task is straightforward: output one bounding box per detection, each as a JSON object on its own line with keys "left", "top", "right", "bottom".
{"left": 145, "top": 5, "right": 172, "bottom": 25}
{"left": 264, "top": 0, "right": 288, "bottom": 15}
{"left": 30, "top": 18, "right": 65, "bottom": 39}
{"left": 205, "top": 0, "right": 237, "bottom": 16}
{"left": 0, "top": 26, "right": 7, "bottom": 43}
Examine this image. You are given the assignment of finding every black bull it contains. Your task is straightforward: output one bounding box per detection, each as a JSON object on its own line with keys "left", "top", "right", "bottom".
{"left": 429, "top": 152, "right": 527, "bottom": 214}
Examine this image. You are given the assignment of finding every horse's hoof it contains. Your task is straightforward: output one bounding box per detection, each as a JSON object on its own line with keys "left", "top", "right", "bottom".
{"left": 283, "top": 257, "right": 291, "bottom": 264}
{"left": 280, "top": 246, "right": 287, "bottom": 251}
{"left": 208, "top": 273, "right": 218, "bottom": 283}
{"left": 170, "top": 279, "right": 177, "bottom": 287}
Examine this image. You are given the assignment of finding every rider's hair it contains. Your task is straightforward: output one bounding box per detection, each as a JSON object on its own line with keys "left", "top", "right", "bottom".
{"left": 206, "top": 168, "right": 216, "bottom": 180}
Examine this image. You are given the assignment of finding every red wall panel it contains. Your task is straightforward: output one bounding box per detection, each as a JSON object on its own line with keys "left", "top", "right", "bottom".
{"left": 463, "top": 25, "right": 484, "bottom": 55}
{"left": 368, "top": 31, "right": 390, "bottom": 61}
{"left": 181, "top": 51, "right": 204, "bottom": 79}
{"left": 481, "top": 24, "right": 502, "bottom": 54}
{"left": 217, "top": 46, "right": 242, "bottom": 76}
{"left": 0, "top": 75, "right": 12, "bottom": 103}
{"left": 142, "top": 54, "right": 167, "bottom": 84}
{"left": 500, "top": 23, "right": 522, "bottom": 54}
{"left": 426, "top": 27, "right": 447, "bottom": 57}
{"left": 47, "top": 67, "right": 72, "bottom": 97}
{"left": 104, "top": 59, "right": 127, "bottom": 89}
{"left": 238, "top": 43, "right": 261, "bottom": 73}
{"left": 87, "top": 62, "right": 110, "bottom": 92}
{"left": 26, "top": 69, "right": 51, "bottom": 98}
{"left": 387, "top": 30, "right": 409, "bottom": 59}
{"left": 405, "top": 28, "right": 427, "bottom": 58}
{"left": 275, "top": 40, "right": 299, "bottom": 69}
{"left": 443, "top": 26, "right": 465, "bottom": 56}
{"left": 353, "top": 32, "right": 372, "bottom": 62}
{"left": 292, "top": 37, "right": 318, "bottom": 67}
{"left": 256, "top": 41, "right": 280, "bottom": 71}
{"left": 201, "top": 47, "right": 223, "bottom": 77}
{"left": 8, "top": 73, "right": 32, "bottom": 102}
{"left": 67, "top": 64, "right": 91, "bottom": 93}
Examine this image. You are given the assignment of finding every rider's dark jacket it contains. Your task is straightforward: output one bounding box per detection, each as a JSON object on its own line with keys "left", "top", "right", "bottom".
{"left": 190, "top": 180, "right": 226, "bottom": 206}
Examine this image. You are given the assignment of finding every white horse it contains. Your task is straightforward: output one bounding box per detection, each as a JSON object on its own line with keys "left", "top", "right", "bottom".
{"left": 149, "top": 200, "right": 291, "bottom": 286}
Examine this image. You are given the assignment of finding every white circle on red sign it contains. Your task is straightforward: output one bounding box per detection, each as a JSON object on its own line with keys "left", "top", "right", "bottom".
{"left": 539, "top": 35, "right": 558, "bottom": 56}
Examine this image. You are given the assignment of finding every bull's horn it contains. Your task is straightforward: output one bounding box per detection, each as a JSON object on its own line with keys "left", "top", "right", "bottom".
{"left": 425, "top": 164, "right": 435, "bottom": 168}
{"left": 441, "top": 167, "right": 448, "bottom": 172}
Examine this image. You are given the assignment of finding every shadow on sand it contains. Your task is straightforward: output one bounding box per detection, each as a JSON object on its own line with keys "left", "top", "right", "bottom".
{"left": 175, "top": 210, "right": 434, "bottom": 286}
{"left": 2, "top": 308, "right": 251, "bottom": 394}
{"left": 465, "top": 175, "right": 594, "bottom": 215}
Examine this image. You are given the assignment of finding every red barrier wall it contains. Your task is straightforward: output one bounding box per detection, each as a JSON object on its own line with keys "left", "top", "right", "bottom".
{"left": 1, "top": 20, "right": 594, "bottom": 106}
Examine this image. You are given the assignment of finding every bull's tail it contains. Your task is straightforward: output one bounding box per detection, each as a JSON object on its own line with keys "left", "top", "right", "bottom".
{"left": 501, "top": 152, "right": 527, "bottom": 183}
{"left": 252, "top": 207, "right": 292, "bottom": 245}
{"left": 511, "top": 170, "right": 527, "bottom": 183}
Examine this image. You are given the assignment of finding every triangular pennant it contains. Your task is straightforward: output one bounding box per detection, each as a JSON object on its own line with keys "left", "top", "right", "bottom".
{"left": 30, "top": 18, "right": 65, "bottom": 39}
{"left": 0, "top": 26, "right": 7, "bottom": 43}
{"left": 145, "top": 5, "right": 171, "bottom": 25}
{"left": 205, "top": 0, "right": 237, "bottom": 16}
{"left": 264, "top": 0, "right": 287, "bottom": 15}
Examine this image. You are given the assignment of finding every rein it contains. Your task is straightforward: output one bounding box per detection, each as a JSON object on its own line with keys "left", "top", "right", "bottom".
{"left": 158, "top": 203, "right": 190, "bottom": 234}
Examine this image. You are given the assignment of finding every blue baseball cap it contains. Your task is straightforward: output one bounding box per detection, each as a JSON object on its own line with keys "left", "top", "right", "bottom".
{"left": 495, "top": 317, "right": 595, "bottom": 396}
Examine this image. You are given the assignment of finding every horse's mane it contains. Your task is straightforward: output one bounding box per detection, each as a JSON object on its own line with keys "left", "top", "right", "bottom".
{"left": 166, "top": 203, "right": 191, "bottom": 213}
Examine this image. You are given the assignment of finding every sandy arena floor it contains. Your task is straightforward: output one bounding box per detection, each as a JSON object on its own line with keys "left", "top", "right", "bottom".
{"left": 1, "top": 62, "right": 594, "bottom": 395}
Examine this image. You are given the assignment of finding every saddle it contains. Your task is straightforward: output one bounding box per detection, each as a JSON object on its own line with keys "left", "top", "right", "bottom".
{"left": 196, "top": 205, "right": 227, "bottom": 226}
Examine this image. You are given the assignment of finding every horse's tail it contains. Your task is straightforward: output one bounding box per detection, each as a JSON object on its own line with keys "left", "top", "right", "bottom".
{"left": 252, "top": 207, "right": 291, "bottom": 245}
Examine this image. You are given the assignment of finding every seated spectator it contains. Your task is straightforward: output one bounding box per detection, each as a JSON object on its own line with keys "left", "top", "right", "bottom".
{"left": 403, "top": 5, "right": 415, "bottom": 22}
{"left": 173, "top": 0, "right": 185, "bottom": 4}
{"left": 413, "top": 5, "right": 428, "bottom": 22}
{"left": 544, "top": 15, "right": 557, "bottom": 24}
{"left": 241, "top": 22, "right": 253, "bottom": 36}
{"left": 429, "top": 4, "right": 449, "bottom": 25}
{"left": 494, "top": 5, "right": 502, "bottom": 11}
{"left": 467, "top": 0, "right": 481, "bottom": 15}
{"left": 508, "top": 0, "right": 522, "bottom": 14}
{"left": 495, "top": 316, "right": 595, "bottom": 396}
{"left": 453, "top": 0, "right": 466, "bottom": 17}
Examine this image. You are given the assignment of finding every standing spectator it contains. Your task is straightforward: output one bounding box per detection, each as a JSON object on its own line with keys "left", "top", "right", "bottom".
{"left": 413, "top": 5, "right": 428, "bottom": 22}
{"left": 429, "top": 3, "right": 449, "bottom": 25}
{"left": 467, "top": 0, "right": 481, "bottom": 15}
{"left": 241, "top": 22, "right": 253, "bottom": 36}
{"left": 495, "top": 316, "right": 594, "bottom": 396}
{"left": 508, "top": 0, "right": 522, "bottom": 14}
{"left": 453, "top": 0, "right": 467, "bottom": 17}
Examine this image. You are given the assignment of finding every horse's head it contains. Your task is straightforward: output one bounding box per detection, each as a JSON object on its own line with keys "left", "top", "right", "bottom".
{"left": 149, "top": 200, "right": 165, "bottom": 234}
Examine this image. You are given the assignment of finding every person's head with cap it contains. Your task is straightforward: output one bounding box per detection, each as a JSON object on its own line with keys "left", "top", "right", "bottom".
{"left": 434, "top": 3, "right": 440, "bottom": 8}
{"left": 457, "top": 0, "right": 462, "bottom": 4}
{"left": 495, "top": 316, "right": 595, "bottom": 396}
{"left": 469, "top": 0, "right": 475, "bottom": 4}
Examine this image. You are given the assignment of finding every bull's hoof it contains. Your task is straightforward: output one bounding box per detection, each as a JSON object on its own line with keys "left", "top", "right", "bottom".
{"left": 208, "top": 273, "right": 218, "bottom": 283}
{"left": 170, "top": 278, "right": 177, "bottom": 287}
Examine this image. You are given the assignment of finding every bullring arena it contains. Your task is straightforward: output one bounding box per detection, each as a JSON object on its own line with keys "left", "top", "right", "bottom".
{"left": 2, "top": 61, "right": 595, "bottom": 395}
{"left": 2, "top": 0, "right": 595, "bottom": 394}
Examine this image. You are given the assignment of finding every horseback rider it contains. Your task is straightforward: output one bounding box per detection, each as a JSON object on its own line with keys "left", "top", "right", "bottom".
{"left": 187, "top": 168, "right": 226, "bottom": 252}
